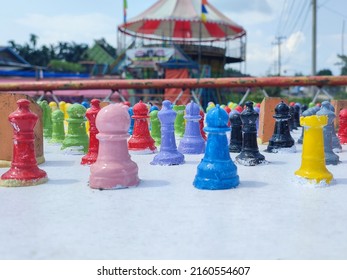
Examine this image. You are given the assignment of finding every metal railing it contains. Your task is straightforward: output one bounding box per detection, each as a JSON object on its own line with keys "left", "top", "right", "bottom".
{"left": 1, "top": 76, "right": 347, "bottom": 106}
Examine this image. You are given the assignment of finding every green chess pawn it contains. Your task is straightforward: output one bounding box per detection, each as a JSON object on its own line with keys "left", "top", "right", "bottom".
{"left": 39, "top": 100, "right": 52, "bottom": 139}
{"left": 150, "top": 109, "right": 161, "bottom": 146}
{"left": 50, "top": 109, "right": 65, "bottom": 144}
{"left": 61, "top": 104, "right": 89, "bottom": 154}
{"left": 173, "top": 105, "right": 185, "bottom": 138}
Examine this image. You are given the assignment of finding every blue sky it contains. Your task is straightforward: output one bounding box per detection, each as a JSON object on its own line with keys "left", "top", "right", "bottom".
{"left": 1, "top": 0, "right": 346, "bottom": 76}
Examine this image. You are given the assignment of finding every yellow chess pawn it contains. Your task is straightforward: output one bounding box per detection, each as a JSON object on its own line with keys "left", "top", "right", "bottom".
{"left": 59, "top": 101, "right": 66, "bottom": 116}
{"left": 295, "top": 115, "right": 333, "bottom": 184}
{"left": 64, "top": 103, "right": 71, "bottom": 120}
{"left": 49, "top": 101, "right": 58, "bottom": 111}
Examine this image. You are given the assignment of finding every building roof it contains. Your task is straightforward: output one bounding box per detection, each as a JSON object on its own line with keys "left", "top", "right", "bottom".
{"left": 0, "top": 46, "right": 33, "bottom": 69}
{"left": 85, "top": 41, "right": 116, "bottom": 65}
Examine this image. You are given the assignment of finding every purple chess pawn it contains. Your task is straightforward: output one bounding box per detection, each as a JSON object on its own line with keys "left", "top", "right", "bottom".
{"left": 178, "top": 101, "right": 205, "bottom": 154}
{"left": 151, "top": 100, "right": 185, "bottom": 165}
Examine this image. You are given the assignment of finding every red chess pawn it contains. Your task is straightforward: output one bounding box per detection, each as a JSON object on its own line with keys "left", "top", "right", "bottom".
{"left": 81, "top": 99, "right": 101, "bottom": 165}
{"left": 128, "top": 100, "right": 157, "bottom": 153}
{"left": 0, "top": 99, "right": 48, "bottom": 187}
{"left": 123, "top": 101, "right": 131, "bottom": 107}
{"left": 199, "top": 110, "right": 207, "bottom": 141}
{"left": 338, "top": 108, "right": 347, "bottom": 144}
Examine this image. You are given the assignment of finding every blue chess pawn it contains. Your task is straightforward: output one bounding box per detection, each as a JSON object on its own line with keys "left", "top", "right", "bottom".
{"left": 81, "top": 100, "right": 90, "bottom": 109}
{"left": 151, "top": 100, "right": 184, "bottom": 165}
{"left": 193, "top": 105, "right": 239, "bottom": 190}
{"left": 150, "top": 105, "right": 159, "bottom": 112}
{"left": 178, "top": 101, "right": 205, "bottom": 154}
{"left": 128, "top": 107, "right": 134, "bottom": 135}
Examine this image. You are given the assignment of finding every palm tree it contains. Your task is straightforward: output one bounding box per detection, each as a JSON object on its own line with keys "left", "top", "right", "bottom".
{"left": 29, "top": 34, "right": 39, "bottom": 49}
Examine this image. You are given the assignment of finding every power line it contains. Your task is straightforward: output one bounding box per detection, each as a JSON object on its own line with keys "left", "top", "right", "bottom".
{"left": 276, "top": 0, "right": 289, "bottom": 36}
{"left": 286, "top": 1, "right": 310, "bottom": 36}
{"left": 282, "top": 3, "right": 311, "bottom": 67}
{"left": 322, "top": 5, "right": 347, "bottom": 19}
{"left": 281, "top": 0, "right": 297, "bottom": 35}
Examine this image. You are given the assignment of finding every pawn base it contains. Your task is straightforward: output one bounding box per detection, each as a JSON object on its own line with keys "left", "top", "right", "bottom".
{"left": 0, "top": 176, "right": 48, "bottom": 187}
{"left": 325, "top": 152, "right": 340, "bottom": 165}
{"left": 151, "top": 150, "right": 184, "bottom": 166}
{"left": 81, "top": 152, "right": 98, "bottom": 165}
{"left": 89, "top": 161, "right": 139, "bottom": 190}
{"left": 236, "top": 151, "right": 266, "bottom": 166}
{"left": 295, "top": 168, "right": 333, "bottom": 184}
{"left": 193, "top": 160, "right": 239, "bottom": 190}
{"left": 229, "top": 145, "right": 242, "bottom": 153}
{"left": 178, "top": 139, "right": 205, "bottom": 155}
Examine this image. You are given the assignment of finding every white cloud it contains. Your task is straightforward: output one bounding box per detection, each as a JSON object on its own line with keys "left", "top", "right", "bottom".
{"left": 15, "top": 13, "right": 118, "bottom": 46}
{"left": 284, "top": 31, "right": 305, "bottom": 53}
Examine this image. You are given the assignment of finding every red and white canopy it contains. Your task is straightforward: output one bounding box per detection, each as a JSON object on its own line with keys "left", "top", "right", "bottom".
{"left": 118, "top": 0, "right": 246, "bottom": 42}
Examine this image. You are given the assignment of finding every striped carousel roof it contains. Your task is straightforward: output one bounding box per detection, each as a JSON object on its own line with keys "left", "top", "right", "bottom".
{"left": 118, "top": 0, "right": 246, "bottom": 42}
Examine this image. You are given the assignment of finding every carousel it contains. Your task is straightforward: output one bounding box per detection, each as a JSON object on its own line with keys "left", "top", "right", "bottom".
{"left": 117, "top": 0, "right": 246, "bottom": 105}
{"left": 117, "top": 0, "right": 246, "bottom": 76}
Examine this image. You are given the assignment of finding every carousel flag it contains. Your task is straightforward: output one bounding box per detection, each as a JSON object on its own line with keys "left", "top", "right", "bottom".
{"left": 201, "top": 0, "right": 208, "bottom": 22}
{"left": 123, "top": 0, "right": 128, "bottom": 24}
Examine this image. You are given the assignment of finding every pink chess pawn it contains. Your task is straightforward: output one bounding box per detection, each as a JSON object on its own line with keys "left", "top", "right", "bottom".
{"left": 89, "top": 103, "right": 139, "bottom": 189}
{"left": 128, "top": 100, "right": 157, "bottom": 153}
{"left": 81, "top": 99, "right": 101, "bottom": 165}
{"left": 0, "top": 99, "right": 48, "bottom": 187}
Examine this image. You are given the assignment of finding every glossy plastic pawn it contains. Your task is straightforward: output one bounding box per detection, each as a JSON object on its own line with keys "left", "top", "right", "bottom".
{"left": 293, "top": 103, "right": 301, "bottom": 128}
{"left": 295, "top": 115, "right": 333, "bottom": 184}
{"left": 61, "top": 104, "right": 89, "bottom": 154}
{"left": 50, "top": 109, "right": 65, "bottom": 144}
{"left": 266, "top": 101, "right": 295, "bottom": 152}
{"left": 199, "top": 110, "right": 207, "bottom": 141}
{"left": 151, "top": 100, "right": 184, "bottom": 165}
{"left": 338, "top": 108, "right": 347, "bottom": 144}
{"left": 229, "top": 110, "right": 242, "bottom": 153}
{"left": 149, "top": 109, "right": 161, "bottom": 146}
{"left": 0, "top": 99, "right": 48, "bottom": 187}
{"left": 128, "top": 100, "right": 156, "bottom": 153}
{"left": 316, "top": 102, "right": 340, "bottom": 165}
{"left": 81, "top": 99, "right": 101, "bottom": 165}
{"left": 236, "top": 101, "right": 266, "bottom": 166}
{"left": 128, "top": 107, "right": 134, "bottom": 135}
{"left": 326, "top": 102, "right": 342, "bottom": 152}
{"left": 49, "top": 101, "right": 58, "bottom": 112}
{"left": 289, "top": 106, "right": 295, "bottom": 131}
{"left": 297, "top": 107, "right": 314, "bottom": 144}
{"left": 178, "top": 101, "right": 205, "bottom": 154}
{"left": 173, "top": 105, "right": 185, "bottom": 138}
{"left": 39, "top": 100, "right": 52, "bottom": 139}
{"left": 193, "top": 105, "right": 239, "bottom": 190}
{"left": 89, "top": 103, "right": 139, "bottom": 189}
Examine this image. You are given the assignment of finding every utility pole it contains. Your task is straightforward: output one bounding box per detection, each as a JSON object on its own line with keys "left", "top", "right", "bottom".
{"left": 273, "top": 36, "right": 286, "bottom": 76}
{"left": 312, "top": 0, "right": 317, "bottom": 75}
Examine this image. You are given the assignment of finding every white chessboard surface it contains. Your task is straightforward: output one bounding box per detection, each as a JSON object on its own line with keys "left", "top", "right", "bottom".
{"left": 1, "top": 129, "right": 347, "bottom": 260}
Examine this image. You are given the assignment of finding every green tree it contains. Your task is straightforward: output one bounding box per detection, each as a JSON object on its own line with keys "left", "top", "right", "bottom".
{"left": 337, "top": 54, "right": 347, "bottom": 75}
{"left": 29, "top": 33, "right": 39, "bottom": 49}
{"left": 317, "top": 68, "right": 333, "bottom": 76}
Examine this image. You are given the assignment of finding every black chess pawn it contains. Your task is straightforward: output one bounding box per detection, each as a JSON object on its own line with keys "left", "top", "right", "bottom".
{"left": 266, "top": 101, "right": 295, "bottom": 153}
{"left": 293, "top": 103, "right": 301, "bottom": 129}
{"left": 236, "top": 101, "right": 266, "bottom": 166}
{"left": 289, "top": 106, "right": 295, "bottom": 131}
{"left": 229, "top": 110, "right": 243, "bottom": 153}
{"left": 301, "top": 104, "right": 308, "bottom": 112}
